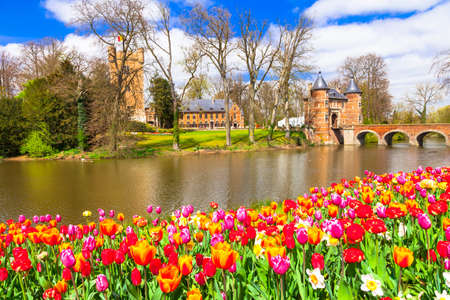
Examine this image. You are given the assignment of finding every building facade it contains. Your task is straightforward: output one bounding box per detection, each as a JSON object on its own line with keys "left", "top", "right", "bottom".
{"left": 108, "top": 47, "right": 146, "bottom": 123}
{"left": 304, "top": 72, "right": 362, "bottom": 144}
{"left": 179, "top": 99, "right": 244, "bottom": 129}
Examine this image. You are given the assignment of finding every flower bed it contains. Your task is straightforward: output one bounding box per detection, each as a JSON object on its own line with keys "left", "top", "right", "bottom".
{"left": 0, "top": 166, "right": 449, "bottom": 299}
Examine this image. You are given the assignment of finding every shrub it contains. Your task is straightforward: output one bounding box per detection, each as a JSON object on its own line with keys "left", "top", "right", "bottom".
{"left": 20, "top": 131, "right": 54, "bottom": 157}
{"left": 127, "top": 121, "right": 155, "bottom": 132}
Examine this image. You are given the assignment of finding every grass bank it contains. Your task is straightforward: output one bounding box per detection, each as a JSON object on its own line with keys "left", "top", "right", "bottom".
{"left": 40, "top": 129, "right": 307, "bottom": 160}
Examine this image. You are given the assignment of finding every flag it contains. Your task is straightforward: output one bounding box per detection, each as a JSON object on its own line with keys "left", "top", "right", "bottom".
{"left": 118, "top": 35, "right": 123, "bottom": 42}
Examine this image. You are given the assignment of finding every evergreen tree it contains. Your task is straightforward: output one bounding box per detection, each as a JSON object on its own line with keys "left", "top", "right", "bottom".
{"left": 0, "top": 97, "right": 28, "bottom": 157}
{"left": 149, "top": 77, "right": 174, "bottom": 128}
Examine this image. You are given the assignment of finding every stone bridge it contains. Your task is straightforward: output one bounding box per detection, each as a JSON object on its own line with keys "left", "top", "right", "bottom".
{"left": 341, "top": 124, "right": 450, "bottom": 146}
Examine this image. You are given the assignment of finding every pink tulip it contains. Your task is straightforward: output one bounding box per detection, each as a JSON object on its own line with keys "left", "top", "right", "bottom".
{"left": 152, "top": 218, "right": 159, "bottom": 226}
{"left": 428, "top": 194, "right": 436, "bottom": 203}
{"left": 55, "top": 214, "right": 61, "bottom": 222}
{"left": 195, "top": 272, "right": 206, "bottom": 286}
{"left": 228, "top": 263, "right": 236, "bottom": 273}
{"left": 417, "top": 213, "right": 431, "bottom": 230}
{"left": 60, "top": 249, "right": 76, "bottom": 268}
{"left": 45, "top": 214, "right": 52, "bottom": 222}
{"left": 109, "top": 210, "right": 115, "bottom": 218}
{"left": 445, "top": 259, "right": 450, "bottom": 270}
{"left": 446, "top": 227, "right": 450, "bottom": 241}
{"left": 296, "top": 228, "right": 308, "bottom": 245}
{"left": 40, "top": 216, "right": 46, "bottom": 223}
{"left": 419, "top": 189, "right": 427, "bottom": 198}
{"left": 236, "top": 207, "right": 247, "bottom": 223}
{"left": 224, "top": 214, "right": 235, "bottom": 230}
{"left": 155, "top": 206, "right": 161, "bottom": 214}
{"left": 210, "top": 234, "right": 224, "bottom": 246}
{"left": 18, "top": 215, "right": 25, "bottom": 223}
{"left": 146, "top": 205, "right": 153, "bottom": 214}
{"left": 98, "top": 209, "right": 105, "bottom": 217}
{"left": 330, "top": 223, "right": 343, "bottom": 239}
{"left": 83, "top": 236, "right": 96, "bottom": 252}
{"left": 270, "top": 255, "right": 290, "bottom": 275}
{"left": 376, "top": 206, "right": 387, "bottom": 218}
{"left": 99, "top": 216, "right": 105, "bottom": 222}
{"left": 348, "top": 208, "right": 356, "bottom": 219}
{"left": 180, "top": 228, "right": 191, "bottom": 244}
{"left": 182, "top": 206, "right": 190, "bottom": 218}
{"left": 314, "top": 210, "right": 322, "bottom": 221}
{"left": 96, "top": 274, "right": 109, "bottom": 292}
{"left": 33, "top": 215, "right": 39, "bottom": 223}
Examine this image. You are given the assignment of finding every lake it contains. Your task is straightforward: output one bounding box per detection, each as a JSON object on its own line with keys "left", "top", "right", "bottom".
{"left": 0, "top": 140, "right": 449, "bottom": 223}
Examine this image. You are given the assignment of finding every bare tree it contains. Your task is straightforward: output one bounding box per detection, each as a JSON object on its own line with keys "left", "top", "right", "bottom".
{"left": 0, "top": 51, "right": 20, "bottom": 97}
{"left": 238, "top": 10, "right": 281, "bottom": 143}
{"left": 185, "top": 74, "right": 210, "bottom": 100}
{"left": 338, "top": 54, "right": 392, "bottom": 123}
{"left": 20, "top": 37, "right": 67, "bottom": 84}
{"left": 186, "top": 5, "right": 234, "bottom": 146}
{"left": 406, "top": 82, "right": 443, "bottom": 123}
{"left": 138, "top": 3, "right": 202, "bottom": 150}
{"left": 74, "top": 0, "right": 144, "bottom": 151}
{"left": 268, "top": 18, "right": 313, "bottom": 141}
{"left": 432, "top": 49, "right": 450, "bottom": 93}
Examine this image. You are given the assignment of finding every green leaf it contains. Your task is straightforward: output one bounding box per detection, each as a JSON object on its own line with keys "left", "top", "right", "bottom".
{"left": 337, "top": 280, "right": 353, "bottom": 300}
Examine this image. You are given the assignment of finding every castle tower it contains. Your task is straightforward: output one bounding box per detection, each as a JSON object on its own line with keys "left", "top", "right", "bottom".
{"left": 108, "top": 47, "right": 146, "bottom": 123}
{"left": 343, "top": 78, "right": 362, "bottom": 125}
{"left": 309, "top": 72, "right": 331, "bottom": 144}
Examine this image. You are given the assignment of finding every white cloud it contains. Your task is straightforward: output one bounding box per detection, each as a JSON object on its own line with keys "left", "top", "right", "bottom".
{"left": 0, "top": 43, "right": 23, "bottom": 57}
{"left": 310, "top": 1, "right": 450, "bottom": 104}
{"left": 305, "top": 0, "right": 442, "bottom": 24}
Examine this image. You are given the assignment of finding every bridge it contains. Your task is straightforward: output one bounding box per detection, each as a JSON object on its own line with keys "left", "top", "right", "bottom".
{"left": 341, "top": 124, "right": 450, "bottom": 146}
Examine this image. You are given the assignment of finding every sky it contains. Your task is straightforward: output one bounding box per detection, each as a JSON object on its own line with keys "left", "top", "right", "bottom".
{"left": 1, "top": 0, "right": 449, "bottom": 106}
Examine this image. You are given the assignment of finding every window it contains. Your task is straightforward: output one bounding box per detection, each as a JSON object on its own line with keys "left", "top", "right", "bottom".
{"left": 221, "top": 113, "right": 224, "bottom": 118}
{"left": 325, "top": 114, "right": 329, "bottom": 121}
{"left": 187, "top": 114, "right": 190, "bottom": 120}
{"left": 215, "top": 113, "right": 218, "bottom": 118}
{"left": 325, "top": 100, "right": 328, "bottom": 106}
{"left": 358, "top": 101, "right": 362, "bottom": 107}
{"left": 193, "top": 114, "right": 196, "bottom": 119}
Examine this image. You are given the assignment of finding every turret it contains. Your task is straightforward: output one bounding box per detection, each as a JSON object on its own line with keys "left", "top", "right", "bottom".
{"left": 343, "top": 78, "right": 362, "bottom": 125}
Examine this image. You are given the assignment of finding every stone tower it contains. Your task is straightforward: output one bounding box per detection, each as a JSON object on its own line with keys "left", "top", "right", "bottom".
{"left": 305, "top": 72, "right": 362, "bottom": 144}
{"left": 108, "top": 46, "right": 146, "bottom": 122}
{"left": 307, "top": 72, "right": 331, "bottom": 144}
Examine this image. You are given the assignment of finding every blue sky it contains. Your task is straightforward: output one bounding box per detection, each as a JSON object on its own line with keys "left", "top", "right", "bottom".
{"left": 0, "top": 0, "right": 449, "bottom": 105}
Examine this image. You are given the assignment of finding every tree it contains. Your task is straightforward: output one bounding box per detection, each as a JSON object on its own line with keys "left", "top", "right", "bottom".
{"left": 187, "top": 5, "right": 234, "bottom": 146}
{"left": 149, "top": 77, "right": 173, "bottom": 128}
{"left": 428, "top": 105, "right": 450, "bottom": 123}
{"left": 74, "top": 0, "right": 144, "bottom": 151}
{"left": 185, "top": 75, "right": 210, "bottom": 100}
{"left": 390, "top": 103, "right": 419, "bottom": 124}
{"left": 19, "top": 77, "right": 78, "bottom": 151}
{"left": 256, "top": 81, "right": 277, "bottom": 128}
{"left": 338, "top": 54, "right": 392, "bottom": 123}
{"left": 238, "top": 10, "right": 281, "bottom": 143}
{"left": 0, "top": 97, "right": 28, "bottom": 157}
{"left": 432, "top": 49, "right": 450, "bottom": 93}
{"left": 0, "top": 51, "right": 20, "bottom": 97}
{"left": 138, "top": 2, "right": 201, "bottom": 150}
{"left": 269, "top": 18, "right": 313, "bottom": 141}
{"left": 406, "top": 82, "right": 443, "bottom": 123}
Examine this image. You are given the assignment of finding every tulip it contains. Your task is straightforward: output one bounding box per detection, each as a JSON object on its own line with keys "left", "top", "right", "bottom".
{"left": 270, "top": 255, "right": 290, "bottom": 275}
{"left": 330, "top": 222, "right": 343, "bottom": 239}
{"left": 96, "top": 274, "right": 108, "bottom": 292}
{"left": 311, "top": 253, "right": 324, "bottom": 270}
{"left": 182, "top": 206, "right": 190, "bottom": 218}
{"left": 393, "top": 246, "right": 414, "bottom": 268}
{"left": 130, "top": 240, "right": 156, "bottom": 266}
{"left": 156, "top": 206, "right": 162, "bottom": 214}
{"left": 211, "top": 242, "right": 239, "bottom": 270}
{"left": 54, "top": 280, "right": 68, "bottom": 294}
{"left": 55, "top": 214, "right": 61, "bottom": 222}
{"left": 236, "top": 207, "right": 247, "bottom": 222}
{"left": 445, "top": 259, "right": 450, "bottom": 270}
{"left": 224, "top": 214, "right": 235, "bottom": 230}
{"left": 147, "top": 205, "right": 153, "bottom": 214}
{"left": 131, "top": 268, "right": 141, "bottom": 286}
{"left": 180, "top": 227, "right": 191, "bottom": 244}
{"left": 195, "top": 272, "right": 206, "bottom": 286}
{"left": 149, "top": 258, "right": 162, "bottom": 276}
{"left": 343, "top": 248, "right": 365, "bottom": 263}
{"left": 187, "top": 287, "right": 203, "bottom": 300}
{"left": 99, "top": 219, "right": 118, "bottom": 237}
{"left": 157, "top": 265, "right": 182, "bottom": 293}
{"left": 60, "top": 249, "right": 76, "bottom": 269}
{"left": 417, "top": 213, "right": 432, "bottom": 230}
{"left": 0, "top": 268, "right": 8, "bottom": 281}
{"left": 179, "top": 255, "right": 193, "bottom": 276}
{"left": 98, "top": 209, "right": 105, "bottom": 217}
{"left": 203, "top": 258, "right": 217, "bottom": 277}
{"left": 45, "top": 214, "right": 52, "bottom": 222}
{"left": 446, "top": 227, "right": 450, "bottom": 241}
{"left": 62, "top": 268, "right": 71, "bottom": 281}
{"left": 18, "top": 215, "right": 25, "bottom": 223}
{"left": 296, "top": 228, "right": 308, "bottom": 245}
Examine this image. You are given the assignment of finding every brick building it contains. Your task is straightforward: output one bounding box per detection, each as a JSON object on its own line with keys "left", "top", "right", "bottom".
{"left": 304, "top": 72, "right": 362, "bottom": 144}
{"left": 108, "top": 47, "right": 146, "bottom": 122}
{"left": 179, "top": 99, "right": 244, "bottom": 129}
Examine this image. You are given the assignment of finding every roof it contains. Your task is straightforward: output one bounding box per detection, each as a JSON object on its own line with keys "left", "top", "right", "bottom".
{"left": 344, "top": 78, "right": 362, "bottom": 94}
{"left": 180, "top": 99, "right": 233, "bottom": 112}
{"left": 328, "top": 88, "right": 347, "bottom": 100}
{"left": 312, "top": 71, "right": 329, "bottom": 91}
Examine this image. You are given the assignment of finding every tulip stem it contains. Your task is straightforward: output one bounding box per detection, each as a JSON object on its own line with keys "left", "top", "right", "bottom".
{"left": 144, "top": 268, "right": 148, "bottom": 300}
{"left": 18, "top": 273, "right": 26, "bottom": 300}
{"left": 302, "top": 245, "right": 306, "bottom": 284}
{"left": 425, "top": 230, "right": 430, "bottom": 268}
{"left": 222, "top": 269, "right": 227, "bottom": 296}
{"left": 104, "top": 291, "right": 108, "bottom": 300}
{"left": 280, "top": 275, "right": 284, "bottom": 300}
{"left": 398, "top": 268, "right": 402, "bottom": 295}
{"left": 71, "top": 271, "right": 80, "bottom": 300}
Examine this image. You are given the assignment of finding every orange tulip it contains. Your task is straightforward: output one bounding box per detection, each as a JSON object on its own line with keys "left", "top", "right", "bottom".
{"left": 149, "top": 226, "right": 163, "bottom": 243}
{"left": 157, "top": 264, "right": 182, "bottom": 293}
{"left": 211, "top": 242, "right": 238, "bottom": 270}
{"left": 328, "top": 205, "right": 338, "bottom": 218}
{"left": 54, "top": 280, "right": 67, "bottom": 294}
{"left": 130, "top": 240, "right": 156, "bottom": 266}
{"left": 187, "top": 287, "right": 203, "bottom": 300}
{"left": 265, "top": 245, "right": 286, "bottom": 262}
{"left": 40, "top": 228, "right": 62, "bottom": 246}
{"left": 27, "top": 232, "right": 41, "bottom": 244}
{"left": 0, "top": 223, "right": 6, "bottom": 234}
{"left": 13, "top": 233, "right": 25, "bottom": 245}
{"left": 208, "top": 223, "right": 222, "bottom": 235}
{"left": 443, "top": 217, "right": 450, "bottom": 230}
{"left": 194, "top": 231, "right": 204, "bottom": 243}
{"left": 117, "top": 213, "right": 125, "bottom": 221}
{"left": 178, "top": 255, "right": 193, "bottom": 276}
{"left": 393, "top": 246, "right": 414, "bottom": 268}
{"left": 99, "top": 219, "right": 118, "bottom": 236}
{"left": 308, "top": 226, "right": 323, "bottom": 245}
{"left": 73, "top": 253, "right": 86, "bottom": 273}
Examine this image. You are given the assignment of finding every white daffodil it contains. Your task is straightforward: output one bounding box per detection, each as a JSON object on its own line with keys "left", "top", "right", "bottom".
{"left": 444, "top": 272, "right": 450, "bottom": 288}
{"left": 306, "top": 268, "right": 325, "bottom": 289}
{"left": 360, "top": 274, "right": 383, "bottom": 297}
{"left": 434, "top": 290, "right": 450, "bottom": 300}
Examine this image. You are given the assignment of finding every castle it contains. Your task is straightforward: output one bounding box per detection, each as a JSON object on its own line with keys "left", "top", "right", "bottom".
{"left": 304, "top": 72, "right": 362, "bottom": 144}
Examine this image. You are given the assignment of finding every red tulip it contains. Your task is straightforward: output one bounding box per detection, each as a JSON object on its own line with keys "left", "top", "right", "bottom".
{"left": 0, "top": 268, "right": 7, "bottom": 281}
{"left": 101, "top": 249, "right": 115, "bottom": 266}
{"left": 62, "top": 268, "right": 71, "bottom": 281}
{"left": 343, "top": 248, "right": 365, "bottom": 263}
{"left": 311, "top": 253, "right": 324, "bottom": 270}
{"left": 131, "top": 268, "right": 142, "bottom": 286}
{"left": 149, "top": 258, "right": 162, "bottom": 276}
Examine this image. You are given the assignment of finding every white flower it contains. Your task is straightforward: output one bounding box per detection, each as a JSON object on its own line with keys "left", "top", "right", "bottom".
{"left": 435, "top": 290, "right": 450, "bottom": 300}
{"left": 444, "top": 272, "right": 450, "bottom": 288}
{"left": 360, "top": 274, "right": 383, "bottom": 297}
{"left": 306, "top": 268, "right": 325, "bottom": 289}
{"left": 398, "top": 222, "right": 407, "bottom": 237}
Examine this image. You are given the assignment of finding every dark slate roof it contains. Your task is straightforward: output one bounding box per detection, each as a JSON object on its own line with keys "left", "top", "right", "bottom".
{"left": 328, "top": 88, "right": 347, "bottom": 100}
{"left": 312, "top": 71, "right": 329, "bottom": 91}
{"left": 344, "top": 78, "right": 362, "bottom": 94}
{"left": 181, "top": 99, "right": 232, "bottom": 112}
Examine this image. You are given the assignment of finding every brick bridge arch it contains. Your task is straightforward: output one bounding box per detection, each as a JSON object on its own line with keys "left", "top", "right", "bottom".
{"left": 348, "top": 124, "right": 450, "bottom": 146}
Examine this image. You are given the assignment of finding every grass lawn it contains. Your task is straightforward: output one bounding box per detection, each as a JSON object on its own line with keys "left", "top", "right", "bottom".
{"left": 133, "top": 129, "right": 305, "bottom": 153}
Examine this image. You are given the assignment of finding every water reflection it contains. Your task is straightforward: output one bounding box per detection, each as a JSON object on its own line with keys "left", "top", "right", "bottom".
{"left": 0, "top": 142, "right": 449, "bottom": 223}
